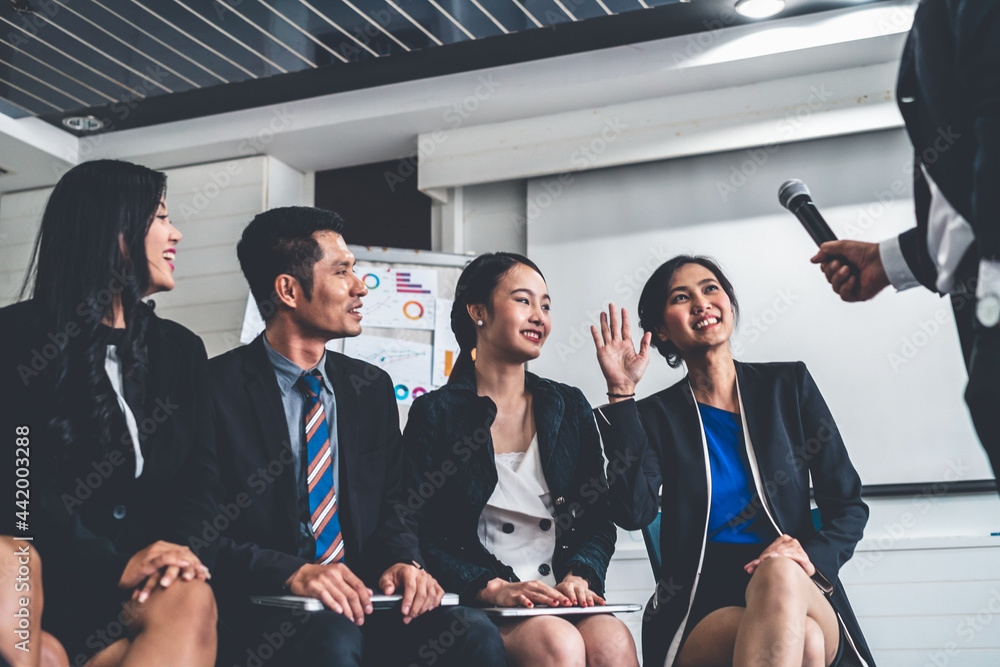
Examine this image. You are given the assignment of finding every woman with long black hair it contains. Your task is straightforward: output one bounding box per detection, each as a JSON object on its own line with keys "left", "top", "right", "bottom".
{"left": 1, "top": 160, "right": 220, "bottom": 667}
{"left": 402, "top": 252, "right": 638, "bottom": 667}
{"left": 591, "top": 255, "right": 874, "bottom": 667}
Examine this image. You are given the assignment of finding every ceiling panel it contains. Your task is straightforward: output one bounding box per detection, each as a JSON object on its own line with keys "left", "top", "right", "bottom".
{"left": 0, "top": 0, "right": 885, "bottom": 131}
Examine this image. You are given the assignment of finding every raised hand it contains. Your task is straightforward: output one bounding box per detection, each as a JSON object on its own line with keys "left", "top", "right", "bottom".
{"left": 591, "top": 304, "right": 652, "bottom": 399}
{"left": 744, "top": 534, "right": 816, "bottom": 577}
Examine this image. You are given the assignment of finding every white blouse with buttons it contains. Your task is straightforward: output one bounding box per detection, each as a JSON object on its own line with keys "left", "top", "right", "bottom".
{"left": 478, "top": 435, "right": 558, "bottom": 587}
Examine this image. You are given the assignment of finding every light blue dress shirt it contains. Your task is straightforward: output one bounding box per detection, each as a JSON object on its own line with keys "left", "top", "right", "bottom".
{"left": 263, "top": 334, "right": 339, "bottom": 560}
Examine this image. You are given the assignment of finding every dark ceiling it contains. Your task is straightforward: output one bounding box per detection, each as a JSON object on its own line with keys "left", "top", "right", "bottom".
{"left": 0, "top": 0, "right": 884, "bottom": 135}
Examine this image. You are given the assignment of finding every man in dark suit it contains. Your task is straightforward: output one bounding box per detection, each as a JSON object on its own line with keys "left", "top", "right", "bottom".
{"left": 206, "top": 207, "right": 504, "bottom": 665}
{"left": 812, "top": 0, "right": 1000, "bottom": 488}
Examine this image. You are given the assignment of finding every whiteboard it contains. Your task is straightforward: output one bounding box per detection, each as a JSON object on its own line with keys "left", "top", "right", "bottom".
{"left": 526, "top": 129, "right": 990, "bottom": 486}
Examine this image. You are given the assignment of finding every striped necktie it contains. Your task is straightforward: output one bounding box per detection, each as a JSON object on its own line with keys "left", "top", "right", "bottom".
{"left": 299, "top": 371, "right": 344, "bottom": 565}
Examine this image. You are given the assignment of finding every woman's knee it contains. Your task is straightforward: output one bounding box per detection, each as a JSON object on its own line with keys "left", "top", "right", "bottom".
{"left": 802, "top": 617, "right": 826, "bottom": 667}
{"left": 144, "top": 579, "right": 217, "bottom": 632}
{"left": 512, "top": 617, "right": 586, "bottom": 666}
{"left": 578, "top": 616, "right": 637, "bottom": 667}
{"left": 1, "top": 539, "right": 42, "bottom": 618}
{"left": 746, "top": 556, "right": 810, "bottom": 604}
{"left": 1, "top": 538, "right": 40, "bottom": 579}
{"left": 40, "top": 632, "right": 69, "bottom": 667}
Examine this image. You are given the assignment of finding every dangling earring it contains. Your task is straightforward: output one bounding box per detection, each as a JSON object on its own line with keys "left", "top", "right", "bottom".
{"left": 471, "top": 348, "right": 477, "bottom": 361}
{"left": 477, "top": 320, "right": 484, "bottom": 326}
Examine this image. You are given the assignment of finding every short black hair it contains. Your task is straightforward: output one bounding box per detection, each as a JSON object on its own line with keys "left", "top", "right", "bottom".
{"left": 236, "top": 206, "right": 345, "bottom": 322}
{"left": 637, "top": 255, "right": 739, "bottom": 368}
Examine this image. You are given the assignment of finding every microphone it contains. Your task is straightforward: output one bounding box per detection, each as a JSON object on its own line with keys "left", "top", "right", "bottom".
{"left": 778, "top": 179, "right": 838, "bottom": 246}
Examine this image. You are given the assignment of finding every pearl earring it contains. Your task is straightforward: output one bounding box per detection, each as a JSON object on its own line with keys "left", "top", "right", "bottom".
{"left": 477, "top": 320, "right": 484, "bottom": 326}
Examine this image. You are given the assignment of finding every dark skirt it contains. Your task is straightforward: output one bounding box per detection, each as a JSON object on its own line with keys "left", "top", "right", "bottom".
{"left": 674, "top": 542, "right": 844, "bottom": 666}
{"left": 43, "top": 585, "right": 133, "bottom": 664}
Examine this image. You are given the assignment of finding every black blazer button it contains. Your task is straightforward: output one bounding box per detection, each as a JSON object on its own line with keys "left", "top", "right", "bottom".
{"left": 113, "top": 505, "right": 126, "bottom": 520}
{"left": 539, "top": 519, "right": 552, "bottom": 531}
{"left": 554, "top": 497, "right": 565, "bottom": 506}
{"left": 502, "top": 523, "right": 515, "bottom": 534}
{"left": 538, "top": 563, "right": 551, "bottom": 576}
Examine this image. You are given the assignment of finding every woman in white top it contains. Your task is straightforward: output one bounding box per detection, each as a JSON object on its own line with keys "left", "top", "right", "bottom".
{"left": 402, "top": 252, "right": 638, "bottom": 666}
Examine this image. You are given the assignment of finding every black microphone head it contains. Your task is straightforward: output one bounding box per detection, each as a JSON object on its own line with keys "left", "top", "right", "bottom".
{"left": 778, "top": 179, "right": 811, "bottom": 210}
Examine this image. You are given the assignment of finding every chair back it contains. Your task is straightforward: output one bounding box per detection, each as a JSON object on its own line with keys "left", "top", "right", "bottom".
{"left": 640, "top": 511, "right": 662, "bottom": 579}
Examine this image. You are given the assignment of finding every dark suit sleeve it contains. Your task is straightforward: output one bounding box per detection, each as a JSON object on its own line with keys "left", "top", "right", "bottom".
{"left": 952, "top": 0, "right": 1000, "bottom": 262}
{"left": 562, "top": 389, "right": 617, "bottom": 596}
{"left": 794, "top": 362, "right": 869, "bottom": 590}
{"left": 1, "top": 321, "right": 131, "bottom": 593}
{"left": 201, "top": 360, "right": 309, "bottom": 595}
{"left": 400, "top": 398, "right": 497, "bottom": 600}
{"left": 370, "top": 369, "right": 424, "bottom": 574}
{"left": 898, "top": 197, "right": 940, "bottom": 292}
{"left": 212, "top": 536, "right": 308, "bottom": 596}
{"left": 594, "top": 399, "right": 662, "bottom": 531}
{"left": 164, "top": 335, "right": 225, "bottom": 570}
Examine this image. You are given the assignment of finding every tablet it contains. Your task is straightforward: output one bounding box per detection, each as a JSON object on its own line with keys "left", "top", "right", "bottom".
{"left": 249, "top": 593, "right": 460, "bottom": 612}
{"left": 481, "top": 603, "right": 642, "bottom": 618}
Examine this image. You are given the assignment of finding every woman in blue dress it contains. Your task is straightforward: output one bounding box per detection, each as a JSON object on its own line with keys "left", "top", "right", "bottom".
{"left": 591, "top": 255, "right": 875, "bottom": 667}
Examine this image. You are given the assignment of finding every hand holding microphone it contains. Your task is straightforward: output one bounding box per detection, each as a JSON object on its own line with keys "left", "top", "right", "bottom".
{"left": 778, "top": 179, "right": 890, "bottom": 303}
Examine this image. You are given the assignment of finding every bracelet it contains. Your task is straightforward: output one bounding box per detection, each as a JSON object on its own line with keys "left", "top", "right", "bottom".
{"left": 606, "top": 392, "right": 635, "bottom": 398}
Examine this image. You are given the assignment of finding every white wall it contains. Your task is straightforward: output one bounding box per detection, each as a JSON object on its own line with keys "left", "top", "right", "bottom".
{"left": 455, "top": 120, "right": 1000, "bottom": 667}
{"left": 414, "top": 127, "right": 1000, "bottom": 663}
{"left": 463, "top": 180, "right": 527, "bottom": 255}
{"left": 526, "top": 128, "right": 989, "bottom": 487}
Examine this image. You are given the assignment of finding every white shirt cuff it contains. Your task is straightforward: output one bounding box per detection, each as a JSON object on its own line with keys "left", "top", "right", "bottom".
{"left": 976, "top": 259, "right": 1000, "bottom": 299}
{"left": 879, "top": 237, "right": 920, "bottom": 292}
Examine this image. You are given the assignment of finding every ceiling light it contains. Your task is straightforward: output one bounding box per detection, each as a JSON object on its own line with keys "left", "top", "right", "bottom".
{"left": 735, "top": 0, "right": 785, "bottom": 19}
{"left": 61, "top": 115, "right": 105, "bottom": 132}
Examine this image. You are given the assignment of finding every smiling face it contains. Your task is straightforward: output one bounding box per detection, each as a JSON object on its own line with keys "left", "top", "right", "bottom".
{"left": 473, "top": 263, "right": 550, "bottom": 364}
{"left": 291, "top": 231, "right": 368, "bottom": 340}
{"left": 657, "top": 262, "right": 734, "bottom": 359}
{"left": 144, "top": 197, "right": 181, "bottom": 296}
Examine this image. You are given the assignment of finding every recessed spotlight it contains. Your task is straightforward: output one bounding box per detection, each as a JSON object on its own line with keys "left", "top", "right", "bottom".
{"left": 61, "top": 115, "right": 105, "bottom": 132}
{"left": 735, "top": 0, "right": 785, "bottom": 19}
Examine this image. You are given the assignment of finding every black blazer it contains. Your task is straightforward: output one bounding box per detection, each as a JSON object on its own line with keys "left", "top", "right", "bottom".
{"left": 400, "top": 370, "right": 616, "bottom": 601}
{"left": 895, "top": 0, "right": 1000, "bottom": 289}
{"left": 207, "top": 335, "right": 422, "bottom": 596}
{"left": 0, "top": 299, "right": 222, "bottom": 652}
{"left": 596, "top": 361, "right": 874, "bottom": 667}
